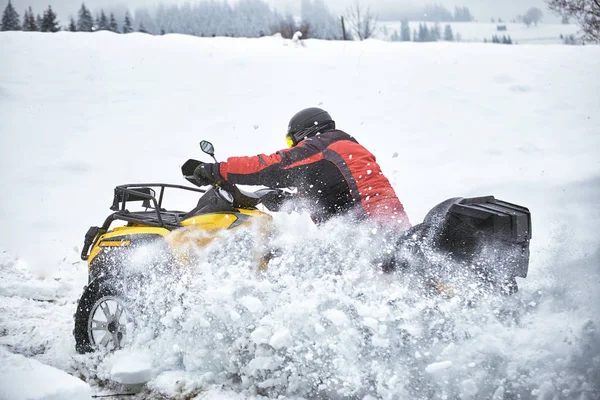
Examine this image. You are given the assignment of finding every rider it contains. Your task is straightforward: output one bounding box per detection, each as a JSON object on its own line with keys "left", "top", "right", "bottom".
{"left": 193, "top": 107, "right": 411, "bottom": 230}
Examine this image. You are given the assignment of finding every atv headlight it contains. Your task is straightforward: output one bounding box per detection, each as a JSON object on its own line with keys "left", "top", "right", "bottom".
{"left": 218, "top": 187, "right": 234, "bottom": 203}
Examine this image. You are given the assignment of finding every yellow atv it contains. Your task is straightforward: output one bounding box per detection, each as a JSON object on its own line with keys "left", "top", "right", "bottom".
{"left": 74, "top": 141, "right": 288, "bottom": 354}
{"left": 74, "top": 141, "right": 532, "bottom": 354}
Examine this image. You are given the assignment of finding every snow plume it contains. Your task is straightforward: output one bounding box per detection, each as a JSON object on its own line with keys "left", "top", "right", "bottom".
{"left": 80, "top": 216, "right": 600, "bottom": 399}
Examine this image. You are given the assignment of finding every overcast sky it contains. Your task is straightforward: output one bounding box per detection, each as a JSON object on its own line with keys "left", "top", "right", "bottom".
{"left": 5, "top": 0, "right": 558, "bottom": 25}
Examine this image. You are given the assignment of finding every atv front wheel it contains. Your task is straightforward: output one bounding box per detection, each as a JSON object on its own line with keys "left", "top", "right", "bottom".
{"left": 74, "top": 281, "right": 131, "bottom": 354}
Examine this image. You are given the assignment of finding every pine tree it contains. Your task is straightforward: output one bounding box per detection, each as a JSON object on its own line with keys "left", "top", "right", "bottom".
{"left": 417, "top": 24, "right": 424, "bottom": 42}
{"left": 35, "top": 14, "right": 42, "bottom": 29}
{"left": 138, "top": 21, "right": 147, "bottom": 33}
{"left": 22, "top": 6, "right": 37, "bottom": 31}
{"left": 400, "top": 19, "right": 410, "bottom": 41}
{"left": 444, "top": 24, "right": 453, "bottom": 41}
{"left": 97, "top": 10, "right": 109, "bottom": 30}
{"left": 122, "top": 13, "right": 132, "bottom": 33}
{"left": 21, "top": 8, "right": 27, "bottom": 29}
{"left": 432, "top": 23, "right": 441, "bottom": 41}
{"left": 68, "top": 17, "right": 76, "bottom": 31}
{"left": 454, "top": 6, "right": 474, "bottom": 22}
{"left": 109, "top": 13, "right": 118, "bottom": 32}
{"left": 77, "top": 3, "right": 93, "bottom": 31}
{"left": 418, "top": 24, "right": 433, "bottom": 42}
{"left": 1, "top": 0, "right": 21, "bottom": 31}
{"left": 40, "top": 5, "right": 59, "bottom": 32}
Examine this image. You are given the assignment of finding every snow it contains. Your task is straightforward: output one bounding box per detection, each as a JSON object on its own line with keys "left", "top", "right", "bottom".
{"left": 0, "top": 347, "right": 91, "bottom": 400}
{"left": 109, "top": 350, "right": 154, "bottom": 384}
{"left": 1, "top": 31, "right": 599, "bottom": 399}
{"left": 269, "top": 328, "right": 292, "bottom": 350}
{"left": 425, "top": 360, "right": 453, "bottom": 374}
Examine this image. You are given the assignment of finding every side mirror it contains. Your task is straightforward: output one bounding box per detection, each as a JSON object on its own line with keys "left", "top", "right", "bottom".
{"left": 200, "top": 140, "right": 215, "bottom": 157}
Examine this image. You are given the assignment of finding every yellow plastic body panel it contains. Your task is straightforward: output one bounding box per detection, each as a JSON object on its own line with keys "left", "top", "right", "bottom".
{"left": 87, "top": 226, "right": 170, "bottom": 266}
{"left": 180, "top": 208, "right": 271, "bottom": 228}
{"left": 170, "top": 209, "right": 274, "bottom": 266}
{"left": 88, "top": 209, "right": 274, "bottom": 271}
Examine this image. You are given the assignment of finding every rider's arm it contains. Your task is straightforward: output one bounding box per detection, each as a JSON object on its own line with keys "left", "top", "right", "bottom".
{"left": 218, "top": 138, "right": 324, "bottom": 187}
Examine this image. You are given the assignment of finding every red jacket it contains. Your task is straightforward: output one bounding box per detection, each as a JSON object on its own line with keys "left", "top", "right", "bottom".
{"left": 219, "top": 130, "right": 410, "bottom": 229}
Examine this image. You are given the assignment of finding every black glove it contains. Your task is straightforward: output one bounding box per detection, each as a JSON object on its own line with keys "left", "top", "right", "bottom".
{"left": 193, "top": 162, "right": 224, "bottom": 186}
{"left": 182, "top": 159, "right": 202, "bottom": 177}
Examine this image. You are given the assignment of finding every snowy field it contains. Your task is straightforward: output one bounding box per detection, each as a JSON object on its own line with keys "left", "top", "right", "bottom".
{"left": 379, "top": 21, "right": 580, "bottom": 44}
{"left": 1, "top": 31, "right": 599, "bottom": 399}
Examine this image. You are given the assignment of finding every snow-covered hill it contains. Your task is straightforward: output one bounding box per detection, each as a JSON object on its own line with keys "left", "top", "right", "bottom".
{"left": 1, "top": 31, "right": 599, "bottom": 399}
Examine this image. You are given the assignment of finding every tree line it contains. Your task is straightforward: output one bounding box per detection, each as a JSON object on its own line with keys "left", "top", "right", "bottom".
{"left": 3, "top": 0, "right": 597, "bottom": 43}
{"left": 388, "top": 21, "right": 457, "bottom": 42}
{"left": 2, "top": 0, "right": 60, "bottom": 32}
{"left": 1, "top": 0, "right": 475, "bottom": 40}
{"left": 1, "top": 0, "right": 351, "bottom": 39}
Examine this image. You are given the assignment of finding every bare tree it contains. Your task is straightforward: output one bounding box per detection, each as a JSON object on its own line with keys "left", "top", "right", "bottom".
{"left": 345, "top": 1, "right": 377, "bottom": 40}
{"left": 523, "top": 7, "right": 543, "bottom": 26}
{"left": 547, "top": 0, "right": 600, "bottom": 42}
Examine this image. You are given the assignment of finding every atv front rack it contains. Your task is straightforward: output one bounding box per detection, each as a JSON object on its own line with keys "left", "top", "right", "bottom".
{"left": 81, "top": 184, "right": 206, "bottom": 261}
{"left": 110, "top": 184, "right": 206, "bottom": 226}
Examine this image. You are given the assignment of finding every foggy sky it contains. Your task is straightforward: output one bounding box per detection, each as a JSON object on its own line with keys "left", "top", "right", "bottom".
{"left": 4, "top": 0, "right": 557, "bottom": 26}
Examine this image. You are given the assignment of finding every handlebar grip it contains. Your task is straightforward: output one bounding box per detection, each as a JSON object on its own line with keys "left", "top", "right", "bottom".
{"left": 181, "top": 159, "right": 202, "bottom": 177}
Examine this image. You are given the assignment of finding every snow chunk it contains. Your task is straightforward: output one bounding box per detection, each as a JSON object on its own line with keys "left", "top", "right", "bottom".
{"left": 492, "top": 386, "right": 505, "bottom": 399}
{"left": 239, "top": 296, "right": 264, "bottom": 314}
{"left": 148, "top": 370, "right": 188, "bottom": 397}
{"left": 425, "top": 360, "right": 453, "bottom": 374}
{"left": 269, "top": 328, "right": 293, "bottom": 349}
{"left": 251, "top": 326, "right": 271, "bottom": 344}
{"left": 110, "top": 350, "right": 154, "bottom": 384}
{"left": 0, "top": 347, "right": 91, "bottom": 400}
{"left": 314, "top": 323, "right": 326, "bottom": 334}
{"left": 371, "top": 336, "right": 389, "bottom": 348}
{"left": 323, "top": 309, "right": 350, "bottom": 327}
{"left": 460, "top": 378, "right": 479, "bottom": 399}
{"left": 248, "top": 356, "right": 281, "bottom": 371}
{"left": 363, "top": 317, "right": 379, "bottom": 330}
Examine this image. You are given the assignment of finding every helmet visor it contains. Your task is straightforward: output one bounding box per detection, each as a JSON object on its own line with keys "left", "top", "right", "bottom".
{"left": 286, "top": 134, "right": 295, "bottom": 148}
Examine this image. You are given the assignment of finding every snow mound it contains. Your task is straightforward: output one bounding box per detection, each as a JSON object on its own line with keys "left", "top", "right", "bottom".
{"left": 0, "top": 347, "right": 91, "bottom": 400}
{"left": 0, "top": 252, "right": 69, "bottom": 302}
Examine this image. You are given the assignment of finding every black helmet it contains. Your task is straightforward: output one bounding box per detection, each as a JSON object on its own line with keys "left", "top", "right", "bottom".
{"left": 286, "top": 107, "right": 336, "bottom": 147}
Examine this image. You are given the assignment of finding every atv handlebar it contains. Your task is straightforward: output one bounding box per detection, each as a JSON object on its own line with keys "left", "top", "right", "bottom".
{"left": 182, "top": 158, "right": 295, "bottom": 212}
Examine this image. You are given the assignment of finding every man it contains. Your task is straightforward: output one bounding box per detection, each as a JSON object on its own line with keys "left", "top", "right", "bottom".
{"left": 193, "top": 107, "right": 410, "bottom": 230}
